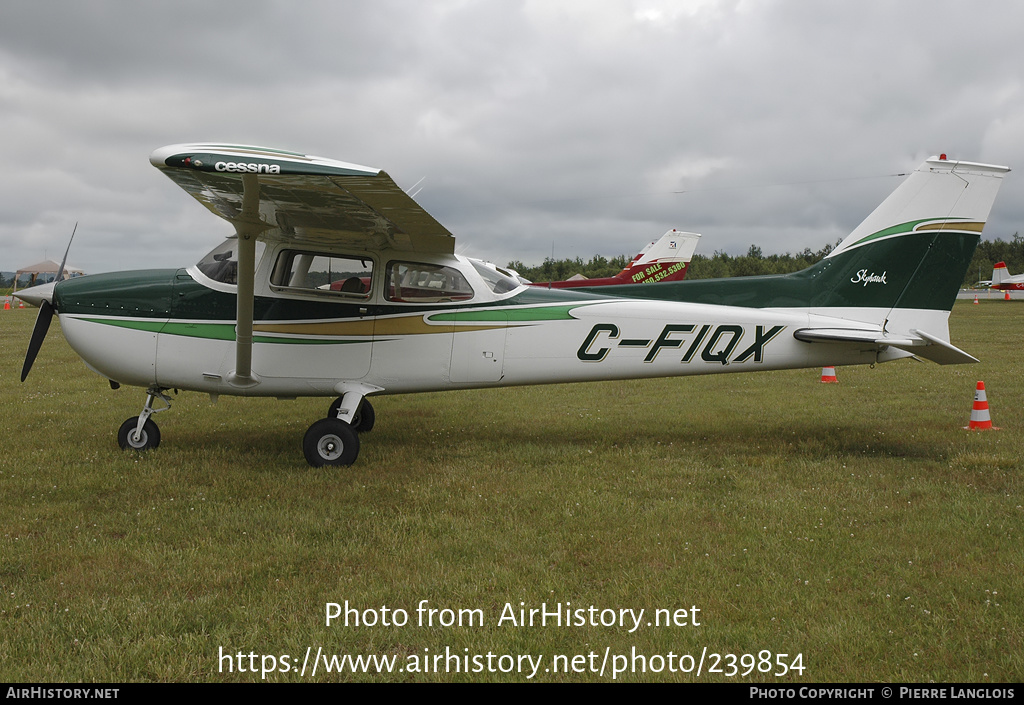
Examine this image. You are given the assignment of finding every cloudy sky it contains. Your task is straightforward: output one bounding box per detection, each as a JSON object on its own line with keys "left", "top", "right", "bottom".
{"left": 3, "top": 0, "right": 1024, "bottom": 275}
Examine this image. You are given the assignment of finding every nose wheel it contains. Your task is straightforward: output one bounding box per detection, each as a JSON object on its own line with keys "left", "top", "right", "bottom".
{"left": 117, "top": 416, "right": 161, "bottom": 450}
{"left": 117, "top": 388, "right": 171, "bottom": 452}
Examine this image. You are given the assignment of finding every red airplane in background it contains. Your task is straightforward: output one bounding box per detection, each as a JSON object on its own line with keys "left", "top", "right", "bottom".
{"left": 990, "top": 261, "right": 1024, "bottom": 290}
{"left": 527, "top": 229, "right": 700, "bottom": 289}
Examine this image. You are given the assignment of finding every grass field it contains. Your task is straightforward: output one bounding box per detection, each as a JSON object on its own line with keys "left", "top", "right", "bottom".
{"left": 1, "top": 301, "right": 1021, "bottom": 682}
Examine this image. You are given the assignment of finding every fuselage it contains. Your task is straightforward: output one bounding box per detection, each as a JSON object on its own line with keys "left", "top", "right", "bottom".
{"left": 990, "top": 280, "right": 1024, "bottom": 291}
{"left": 52, "top": 240, "right": 895, "bottom": 399}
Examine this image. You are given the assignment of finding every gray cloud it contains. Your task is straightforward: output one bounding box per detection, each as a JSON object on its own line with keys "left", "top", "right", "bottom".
{"left": 3, "top": 0, "right": 1023, "bottom": 275}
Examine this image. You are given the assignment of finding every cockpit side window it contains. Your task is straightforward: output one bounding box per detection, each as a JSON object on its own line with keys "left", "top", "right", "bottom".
{"left": 385, "top": 261, "right": 474, "bottom": 303}
{"left": 196, "top": 238, "right": 266, "bottom": 285}
{"left": 270, "top": 250, "right": 374, "bottom": 299}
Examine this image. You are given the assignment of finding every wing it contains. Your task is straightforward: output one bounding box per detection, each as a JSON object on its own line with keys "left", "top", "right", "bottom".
{"left": 149, "top": 143, "right": 454, "bottom": 254}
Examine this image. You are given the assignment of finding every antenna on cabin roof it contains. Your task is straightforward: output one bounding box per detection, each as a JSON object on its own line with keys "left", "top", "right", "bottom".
{"left": 549, "top": 241, "right": 555, "bottom": 289}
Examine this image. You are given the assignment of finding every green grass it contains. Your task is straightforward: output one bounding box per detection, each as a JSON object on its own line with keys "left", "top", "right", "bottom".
{"left": 1, "top": 301, "right": 1021, "bottom": 682}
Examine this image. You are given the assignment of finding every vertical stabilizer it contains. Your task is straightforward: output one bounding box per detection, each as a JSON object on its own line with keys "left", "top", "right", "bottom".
{"left": 992, "top": 261, "right": 1010, "bottom": 285}
{"left": 830, "top": 156, "right": 1009, "bottom": 260}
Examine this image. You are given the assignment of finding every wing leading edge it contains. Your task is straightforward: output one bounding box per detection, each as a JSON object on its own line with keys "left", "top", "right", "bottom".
{"left": 149, "top": 143, "right": 455, "bottom": 254}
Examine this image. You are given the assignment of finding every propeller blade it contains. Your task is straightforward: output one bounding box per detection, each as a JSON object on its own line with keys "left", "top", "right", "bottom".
{"left": 21, "top": 300, "right": 54, "bottom": 382}
{"left": 55, "top": 222, "right": 77, "bottom": 284}
{"left": 22, "top": 223, "right": 77, "bottom": 382}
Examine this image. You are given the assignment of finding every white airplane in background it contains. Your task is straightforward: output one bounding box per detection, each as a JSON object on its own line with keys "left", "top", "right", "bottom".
{"left": 990, "top": 261, "right": 1024, "bottom": 290}
{"left": 16, "top": 145, "right": 1009, "bottom": 466}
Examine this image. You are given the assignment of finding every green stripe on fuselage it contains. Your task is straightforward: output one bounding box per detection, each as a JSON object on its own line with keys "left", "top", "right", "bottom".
{"left": 847, "top": 218, "right": 968, "bottom": 248}
{"left": 428, "top": 304, "right": 583, "bottom": 322}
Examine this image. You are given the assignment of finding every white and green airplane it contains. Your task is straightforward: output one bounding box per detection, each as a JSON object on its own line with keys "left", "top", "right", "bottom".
{"left": 16, "top": 144, "right": 1009, "bottom": 466}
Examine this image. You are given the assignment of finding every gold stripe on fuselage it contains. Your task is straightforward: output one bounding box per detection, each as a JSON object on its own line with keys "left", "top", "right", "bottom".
{"left": 253, "top": 314, "right": 508, "bottom": 338}
{"left": 915, "top": 221, "right": 985, "bottom": 232}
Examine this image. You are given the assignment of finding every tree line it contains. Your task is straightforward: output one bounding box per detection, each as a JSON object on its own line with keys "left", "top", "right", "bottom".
{"left": 506, "top": 254, "right": 633, "bottom": 282}
{"left": 966, "top": 233, "right": 1024, "bottom": 285}
{"left": 509, "top": 234, "right": 1024, "bottom": 287}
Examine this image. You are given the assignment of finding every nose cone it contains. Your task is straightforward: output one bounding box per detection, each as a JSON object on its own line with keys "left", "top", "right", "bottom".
{"left": 14, "top": 281, "right": 56, "bottom": 308}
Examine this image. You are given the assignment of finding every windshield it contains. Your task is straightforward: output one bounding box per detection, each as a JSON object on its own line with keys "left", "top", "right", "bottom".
{"left": 195, "top": 238, "right": 266, "bottom": 285}
{"left": 470, "top": 259, "right": 522, "bottom": 295}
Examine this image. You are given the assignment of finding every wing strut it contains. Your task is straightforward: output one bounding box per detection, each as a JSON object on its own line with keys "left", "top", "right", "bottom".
{"left": 230, "top": 174, "right": 269, "bottom": 386}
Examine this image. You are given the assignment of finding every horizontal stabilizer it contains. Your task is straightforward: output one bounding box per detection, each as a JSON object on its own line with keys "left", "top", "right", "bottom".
{"left": 794, "top": 327, "right": 896, "bottom": 345}
{"left": 905, "top": 329, "right": 979, "bottom": 365}
{"left": 794, "top": 327, "right": 978, "bottom": 365}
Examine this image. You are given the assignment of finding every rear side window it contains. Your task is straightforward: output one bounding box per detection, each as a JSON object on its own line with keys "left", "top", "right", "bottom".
{"left": 270, "top": 250, "right": 373, "bottom": 298}
{"left": 385, "top": 262, "right": 474, "bottom": 302}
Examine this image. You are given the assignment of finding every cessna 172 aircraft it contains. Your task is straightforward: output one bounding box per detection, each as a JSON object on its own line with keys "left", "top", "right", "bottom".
{"left": 528, "top": 229, "right": 700, "bottom": 288}
{"left": 17, "top": 145, "right": 1009, "bottom": 466}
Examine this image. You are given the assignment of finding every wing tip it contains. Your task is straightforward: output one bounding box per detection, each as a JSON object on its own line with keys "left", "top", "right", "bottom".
{"left": 149, "top": 143, "right": 381, "bottom": 177}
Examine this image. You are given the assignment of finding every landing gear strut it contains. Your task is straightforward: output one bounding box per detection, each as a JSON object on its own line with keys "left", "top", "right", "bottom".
{"left": 327, "top": 396, "right": 375, "bottom": 433}
{"left": 117, "top": 388, "right": 172, "bottom": 451}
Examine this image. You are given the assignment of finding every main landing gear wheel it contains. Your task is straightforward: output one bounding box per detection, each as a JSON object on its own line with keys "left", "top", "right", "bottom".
{"left": 117, "top": 416, "right": 161, "bottom": 451}
{"left": 327, "top": 397, "right": 375, "bottom": 433}
{"left": 303, "top": 418, "right": 360, "bottom": 467}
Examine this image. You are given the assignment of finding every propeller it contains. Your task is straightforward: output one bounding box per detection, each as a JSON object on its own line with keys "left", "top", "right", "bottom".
{"left": 21, "top": 223, "right": 77, "bottom": 382}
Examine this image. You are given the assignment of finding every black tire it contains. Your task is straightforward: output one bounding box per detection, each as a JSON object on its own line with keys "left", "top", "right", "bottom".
{"left": 117, "top": 416, "right": 161, "bottom": 451}
{"left": 303, "top": 417, "right": 360, "bottom": 467}
{"left": 327, "top": 397, "right": 375, "bottom": 433}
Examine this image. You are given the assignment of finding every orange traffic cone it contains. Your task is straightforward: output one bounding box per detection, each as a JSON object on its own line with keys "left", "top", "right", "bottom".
{"left": 973, "top": 295, "right": 979, "bottom": 304}
{"left": 820, "top": 366, "right": 838, "bottom": 383}
{"left": 2, "top": 297, "right": 9, "bottom": 311}
{"left": 965, "top": 381, "right": 999, "bottom": 430}
{"left": 1005, "top": 290, "right": 1012, "bottom": 301}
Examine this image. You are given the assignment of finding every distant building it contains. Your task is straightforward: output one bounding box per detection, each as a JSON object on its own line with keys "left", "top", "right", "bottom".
{"left": 13, "top": 259, "right": 84, "bottom": 292}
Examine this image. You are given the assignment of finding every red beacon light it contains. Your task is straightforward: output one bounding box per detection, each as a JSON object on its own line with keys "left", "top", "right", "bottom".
{"left": 940, "top": 154, "right": 947, "bottom": 160}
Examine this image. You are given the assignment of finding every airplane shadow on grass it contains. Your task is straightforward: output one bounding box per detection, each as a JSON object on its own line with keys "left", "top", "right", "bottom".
{"left": 167, "top": 410, "right": 948, "bottom": 471}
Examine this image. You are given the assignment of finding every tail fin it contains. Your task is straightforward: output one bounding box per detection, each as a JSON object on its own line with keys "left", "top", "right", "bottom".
{"left": 815, "top": 156, "right": 1008, "bottom": 313}
{"left": 798, "top": 156, "right": 1009, "bottom": 364}
{"left": 531, "top": 229, "right": 700, "bottom": 288}
{"left": 614, "top": 229, "right": 700, "bottom": 284}
{"left": 992, "top": 261, "right": 1011, "bottom": 285}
